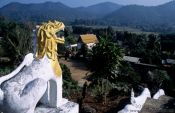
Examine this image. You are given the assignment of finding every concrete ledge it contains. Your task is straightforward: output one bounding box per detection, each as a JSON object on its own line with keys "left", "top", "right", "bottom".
{"left": 35, "top": 101, "right": 79, "bottom": 113}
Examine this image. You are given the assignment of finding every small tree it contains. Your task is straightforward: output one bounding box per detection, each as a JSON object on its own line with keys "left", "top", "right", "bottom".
{"left": 88, "top": 37, "right": 123, "bottom": 101}
{"left": 61, "top": 63, "right": 79, "bottom": 98}
{"left": 90, "top": 37, "right": 123, "bottom": 81}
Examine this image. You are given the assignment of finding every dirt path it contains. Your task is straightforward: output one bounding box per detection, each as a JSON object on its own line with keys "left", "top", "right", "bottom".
{"left": 59, "top": 58, "right": 90, "bottom": 86}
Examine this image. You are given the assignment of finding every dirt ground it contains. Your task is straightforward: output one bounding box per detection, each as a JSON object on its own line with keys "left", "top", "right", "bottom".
{"left": 59, "top": 57, "right": 91, "bottom": 86}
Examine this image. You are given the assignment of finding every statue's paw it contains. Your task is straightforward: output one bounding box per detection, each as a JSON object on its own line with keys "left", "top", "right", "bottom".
{"left": 24, "top": 53, "right": 34, "bottom": 66}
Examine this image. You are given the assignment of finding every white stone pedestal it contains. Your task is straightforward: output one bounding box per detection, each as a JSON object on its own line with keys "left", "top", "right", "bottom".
{"left": 35, "top": 101, "right": 79, "bottom": 113}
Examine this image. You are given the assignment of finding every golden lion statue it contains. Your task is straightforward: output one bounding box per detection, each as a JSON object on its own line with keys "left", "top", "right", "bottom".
{"left": 36, "top": 20, "right": 65, "bottom": 77}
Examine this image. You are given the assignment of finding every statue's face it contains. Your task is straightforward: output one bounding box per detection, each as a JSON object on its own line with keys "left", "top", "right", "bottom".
{"left": 53, "top": 21, "right": 65, "bottom": 32}
{"left": 42, "top": 21, "right": 65, "bottom": 39}
{"left": 52, "top": 21, "right": 65, "bottom": 39}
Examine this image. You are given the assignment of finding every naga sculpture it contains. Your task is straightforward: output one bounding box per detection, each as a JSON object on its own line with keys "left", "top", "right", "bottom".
{"left": 0, "top": 21, "right": 66, "bottom": 113}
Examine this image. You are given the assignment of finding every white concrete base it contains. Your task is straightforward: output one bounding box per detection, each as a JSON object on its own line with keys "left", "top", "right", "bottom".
{"left": 35, "top": 101, "right": 79, "bottom": 113}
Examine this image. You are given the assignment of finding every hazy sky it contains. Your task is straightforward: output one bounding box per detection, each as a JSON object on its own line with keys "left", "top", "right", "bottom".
{"left": 0, "top": 0, "right": 173, "bottom": 8}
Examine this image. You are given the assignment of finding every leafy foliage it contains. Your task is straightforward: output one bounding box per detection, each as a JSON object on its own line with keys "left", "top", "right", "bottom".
{"left": 61, "top": 63, "right": 80, "bottom": 97}
{"left": 0, "top": 66, "right": 13, "bottom": 76}
{"left": 90, "top": 37, "right": 123, "bottom": 82}
{"left": 114, "top": 31, "right": 163, "bottom": 65}
{"left": 88, "top": 37, "right": 124, "bottom": 98}
{"left": 0, "top": 17, "right": 33, "bottom": 65}
{"left": 145, "top": 34, "right": 161, "bottom": 64}
{"left": 117, "top": 61, "right": 141, "bottom": 85}
{"left": 147, "top": 69, "right": 170, "bottom": 94}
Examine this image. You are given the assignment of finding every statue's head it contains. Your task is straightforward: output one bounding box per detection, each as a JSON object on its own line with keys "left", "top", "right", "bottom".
{"left": 39, "top": 21, "right": 65, "bottom": 39}
{"left": 36, "top": 20, "right": 65, "bottom": 59}
{"left": 46, "top": 20, "right": 65, "bottom": 34}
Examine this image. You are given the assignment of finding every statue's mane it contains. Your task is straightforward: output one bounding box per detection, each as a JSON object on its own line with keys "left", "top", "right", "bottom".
{"left": 36, "top": 21, "right": 64, "bottom": 60}
{"left": 36, "top": 21, "right": 65, "bottom": 76}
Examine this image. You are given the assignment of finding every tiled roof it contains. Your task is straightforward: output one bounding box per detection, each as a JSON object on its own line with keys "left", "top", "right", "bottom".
{"left": 80, "top": 34, "right": 98, "bottom": 44}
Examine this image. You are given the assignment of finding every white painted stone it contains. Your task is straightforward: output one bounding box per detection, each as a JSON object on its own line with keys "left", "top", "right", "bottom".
{"left": 0, "top": 53, "right": 78, "bottom": 113}
{"left": 132, "top": 88, "right": 151, "bottom": 106}
{"left": 35, "top": 101, "right": 79, "bottom": 113}
{"left": 118, "top": 88, "right": 151, "bottom": 113}
{"left": 40, "top": 76, "right": 68, "bottom": 107}
{"left": 153, "top": 89, "right": 165, "bottom": 99}
{"left": 0, "top": 53, "right": 34, "bottom": 106}
{"left": 0, "top": 53, "right": 34, "bottom": 85}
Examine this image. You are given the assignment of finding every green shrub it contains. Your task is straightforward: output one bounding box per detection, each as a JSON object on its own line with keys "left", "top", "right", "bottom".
{"left": 148, "top": 69, "right": 170, "bottom": 94}
{"left": 0, "top": 66, "right": 13, "bottom": 76}
{"left": 60, "top": 63, "right": 80, "bottom": 98}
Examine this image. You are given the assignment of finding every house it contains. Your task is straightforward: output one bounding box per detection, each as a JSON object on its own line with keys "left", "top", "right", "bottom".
{"left": 123, "top": 56, "right": 141, "bottom": 63}
{"left": 66, "top": 44, "right": 78, "bottom": 52}
{"left": 78, "top": 34, "right": 98, "bottom": 49}
{"left": 162, "top": 59, "right": 175, "bottom": 65}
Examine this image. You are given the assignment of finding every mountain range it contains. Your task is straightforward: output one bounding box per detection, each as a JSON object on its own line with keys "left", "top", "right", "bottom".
{"left": 0, "top": 1, "right": 175, "bottom": 32}
{"left": 105, "top": 1, "right": 175, "bottom": 27}
{"left": 0, "top": 2, "right": 121, "bottom": 22}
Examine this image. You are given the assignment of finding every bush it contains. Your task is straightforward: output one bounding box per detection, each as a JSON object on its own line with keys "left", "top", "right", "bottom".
{"left": 147, "top": 69, "right": 170, "bottom": 95}
{"left": 61, "top": 63, "right": 80, "bottom": 98}
{"left": 0, "top": 66, "right": 13, "bottom": 77}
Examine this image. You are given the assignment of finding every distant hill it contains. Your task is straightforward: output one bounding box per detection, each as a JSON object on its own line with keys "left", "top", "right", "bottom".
{"left": 105, "top": 1, "right": 175, "bottom": 27}
{"left": 0, "top": 2, "right": 122, "bottom": 22}
{"left": 78, "top": 2, "right": 122, "bottom": 18}
{"left": 0, "top": 2, "right": 90, "bottom": 22}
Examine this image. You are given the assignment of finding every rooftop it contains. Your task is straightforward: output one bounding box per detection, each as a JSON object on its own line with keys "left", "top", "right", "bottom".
{"left": 79, "top": 34, "right": 98, "bottom": 44}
